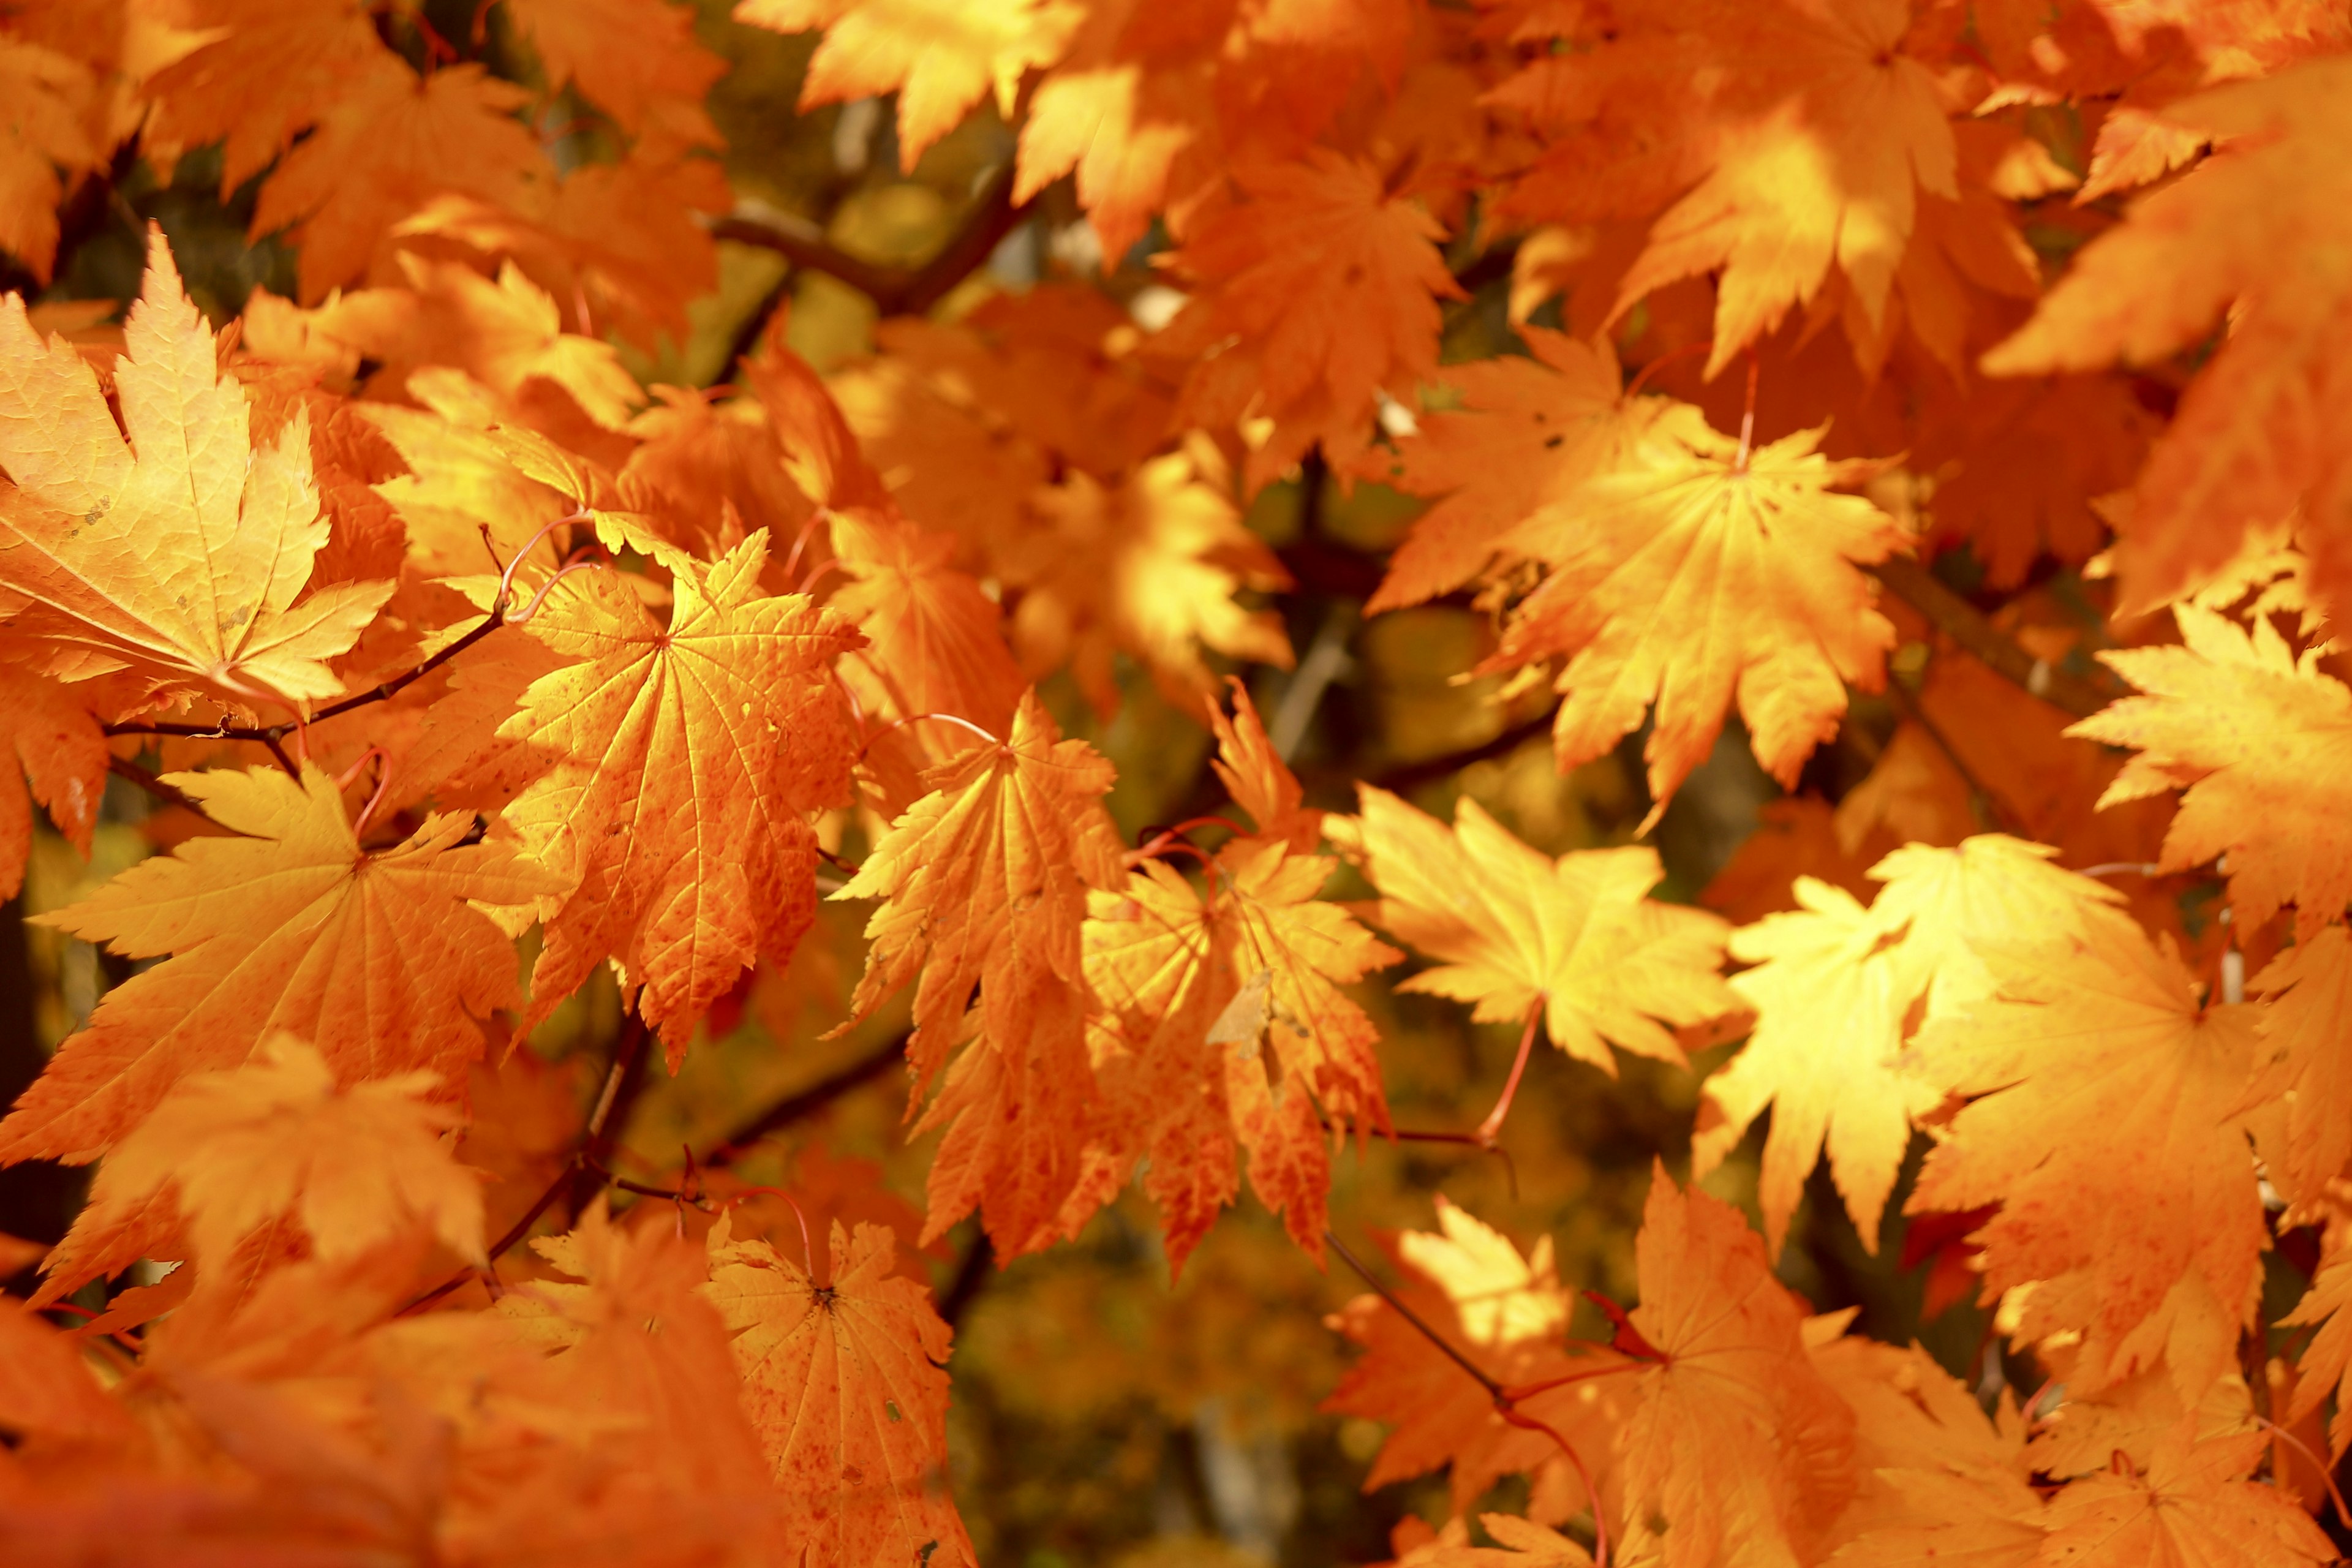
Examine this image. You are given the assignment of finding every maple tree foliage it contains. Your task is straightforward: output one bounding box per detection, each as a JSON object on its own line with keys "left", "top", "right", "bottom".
{"left": 4, "top": 1, "right": 2352, "bottom": 1565}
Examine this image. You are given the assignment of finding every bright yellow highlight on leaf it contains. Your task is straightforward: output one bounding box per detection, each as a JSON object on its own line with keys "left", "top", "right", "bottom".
{"left": 1340, "top": 786, "right": 1739, "bottom": 1073}
{"left": 0, "top": 230, "right": 393, "bottom": 710}
{"left": 1698, "top": 837, "right": 2124, "bottom": 1257}
{"left": 2072, "top": 602, "right": 2352, "bottom": 937}
{"left": 1486, "top": 421, "right": 1910, "bottom": 823}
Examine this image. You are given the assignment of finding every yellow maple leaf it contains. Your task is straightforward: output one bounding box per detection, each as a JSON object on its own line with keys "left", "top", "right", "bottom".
{"left": 0, "top": 232, "right": 394, "bottom": 710}
{"left": 2070, "top": 603, "right": 2352, "bottom": 937}
{"left": 1982, "top": 56, "right": 2352, "bottom": 614}
{"left": 0, "top": 763, "right": 557, "bottom": 1194}
{"left": 1698, "top": 837, "right": 2125, "bottom": 1257}
{"left": 736, "top": 0, "right": 1080, "bottom": 168}
{"left": 2239, "top": 927, "right": 2352, "bottom": 1211}
{"left": 56, "top": 1035, "right": 484, "bottom": 1278}
{"left": 1908, "top": 909, "right": 2268, "bottom": 1399}
{"left": 1340, "top": 786, "right": 1740, "bottom": 1079}
{"left": 703, "top": 1218, "right": 975, "bottom": 1568}
{"left": 451, "top": 530, "right": 862, "bottom": 1060}
{"left": 1484, "top": 420, "right": 1910, "bottom": 823}
{"left": 1364, "top": 330, "right": 1722, "bottom": 612}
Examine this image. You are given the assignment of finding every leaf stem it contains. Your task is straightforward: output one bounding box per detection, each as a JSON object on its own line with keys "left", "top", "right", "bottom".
{"left": 1474, "top": 999, "right": 1546, "bottom": 1147}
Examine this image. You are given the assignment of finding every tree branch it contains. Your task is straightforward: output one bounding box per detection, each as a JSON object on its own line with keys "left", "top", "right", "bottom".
{"left": 104, "top": 755, "right": 206, "bottom": 816}
{"left": 1868, "top": 557, "right": 2116, "bottom": 720}
{"left": 699, "top": 1031, "right": 908, "bottom": 1168}
{"left": 712, "top": 162, "right": 1029, "bottom": 337}
{"left": 104, "top": 608, "right": 510, "bottom": 745}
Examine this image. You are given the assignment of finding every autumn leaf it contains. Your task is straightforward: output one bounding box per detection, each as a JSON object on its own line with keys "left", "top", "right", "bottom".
{"left": 0, "top": 660, "right": 103, "bottom": 901}
{"left": 50, "top": 1035, "right": 484, "bottom": 1295}
{"left": 450, "top": 530, "right": 862, "bottom": 1060}
{"left": 704, "top": 1218, "right": 974, "bottom": 1568}
{"left": 1607, "top": 1167, "right": 1857, "bottom": 1568}
{"left": 0, "top": 1297, "right": 132, "bottom": 1446}
{"left": 0, "top": 763, "right": 558, "bottom": 1177}
{"left": 2239, "top": 926, "right": 2352, "bottom": 1210}
{"left": 504, "top": 0, "right": 725, "bottom": 136}
{"left": 2037, "top": 1421, "right": 2335, "bottom": 1568}
{"left": 140, "top": 0, "right": 398, "bottom": 195}
{"left": 1982, "top": 56, "right": 2352, "bottom": 614}
{"left": 1483, "top": 420, "right": 1910, "bottom": 822}
{"left": 1338, "top": 786, "right": 1740, "bottom": 1075}
{"left": 1908, "top": 908, "right": 2267, "bottom": 1398}
{"left": 1207, "top": 678, "right": 1319, "bottom": 852}
{"left": 735, "top": 0, "right": 1081, "bottom": 168}
{"left": 0, "top": 232, "right": 394, "bottom": 710}
{"left": 833, "top": 690, "right": 1128, "bottom": 1251}
{"left": 1493, "top": 0, "right": 1960, "bottom": 375}
{"left": 1698, "top": 837, "right": 2125, "bottom": 1256}
{"left": 828, "top": 507, "right": 1026, "bottom": 748}
{"left": 1365, "top": 330, "right": 1721, "bottom": 612}
{"left": 1408, "top": 1514, "right": 1592, "bottom": 1568}
{"left": 0, "top": 34, "right": 100, "bottom": 281}
{"left": 2070, "top": 603, "right": 2352, "bottom": 937}
{"left": 1160, "top": 151, "right": 1464, "bottom": 492}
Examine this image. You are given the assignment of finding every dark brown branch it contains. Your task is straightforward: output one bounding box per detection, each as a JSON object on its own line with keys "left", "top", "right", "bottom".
{"left": 699, "top": 1031, "right": 908, "bottom": 1168}
{"left": 936, "top": 1228, "right": 993, "bottom": 1328}
{"left": 712, "top": 162, "right": 1029, "bottom": 329}
{"left": 104, "top": 755, "right": 205, "bottom": 816}
{"left": 104, "top": 608, "right": 509, "bottom": 745}
{"left": 1869, "top": 557, "right": 2115, "bottom": 719}
{"left": 1325, "top": 1228, "right": 1505, "bottom": 1396}
{"left": 562, "top": 1012, "right": 652, "bottom": 1225}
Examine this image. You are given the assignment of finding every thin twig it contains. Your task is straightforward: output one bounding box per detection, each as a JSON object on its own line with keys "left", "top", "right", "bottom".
{"left": 104, "top": 755, "right": 205, "bottom": 816}
{"left": 699, "top": 1032, "right": 910, "bottom": 1168}
{"left": 104, "top": 609, "right": 511, "bottom": 745}
{"left": 1869, "top": 557, "right": 2114, "bottom": 719}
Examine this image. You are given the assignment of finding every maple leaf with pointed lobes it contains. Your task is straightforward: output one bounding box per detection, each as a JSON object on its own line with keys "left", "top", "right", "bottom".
{"left": 829, "top": 508, "right": 1026, "bottom": 747}
{"left": 450, "top": 531, "right": 862, "bottom": 1063}
{"left": 252, "top": 63, "right": 554, "bottom": 304}
{"left": 1907, "top": 908, "right": 2268, "bottom": 1399}
{"left": 1208, "top": 679, "right": 1319, "bottom": 851}
{"left": 504, "top": 0, "right": 726, "bottom": 137}
{"left": 1365, "top": 330, "right": 1724, "bottom": 612}
{"left": 139, "top": 0, "right": 395, "bottom": 195}
{"left": 1483, "top": 421, "right": 1910, "bottom": 824}
{"left": 1325, "top": 1199, "right": 1631, "bottom": 1522}
{"left": 736, "top": 0, "right": 1081, "bottom": 170}
{"left": 2282, "top": 1201, "right": 2352, "bottom": 1457}
{"left": 53, "top": 1036, "right": 484, "bottom": 1291}
{"left": 834, "top": 690, "right": 1128, "bottom": 1251}
{"left": 1009, "top": 443, "right": 1294, "bottom": 715}
{"left": 1085, "top": 834, "right": 1400, "bottom": 1265}
{"left": 0, "top": 36, "right": 99, "bottom": 281}
{"left": 0, "top": 662, "right": 102, "bottom": 902}
{"left": 2070, "top": 604, "right": 2352, "bottom": 938}
{"left": 1161, "top": 151, "right": 1465, "bottom": 492}
{"left": 1493, "top": 0, "right": 1959, "bottom": 377}
{"left": 1337, "top": 787, "right": 1740, "bottom": 1075}
{"left": 703, "top": 1218, "right": 974, "bottom": 1568}
{"left": 1602, "top": 1168, "right": 1858, "bottom": 1568}
{"left": 0, "top": 233, "right": 394, "bottom": 710}
{"left": 1983, "top": 56, "right": 2352, "bottom": 615}
{"left": 2038, "top": 1421, "right": 2335, "bottom": 1568}
{"left": 0, "top": 762, "right": 557, "bottom": 1195}
{"left": 2237, "top": 926, "right": 2352, "bottom": 1212}
{"left": 1698, "top": 837, "right": 2127, "bottom": 1257}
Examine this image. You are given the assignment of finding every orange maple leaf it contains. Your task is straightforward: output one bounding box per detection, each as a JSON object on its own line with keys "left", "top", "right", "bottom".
{"left": 0, "top": 233, "right": 394, "bottom": 711}
{"left": 832, "top": 690, "right": 1128, "bottom": 1252}
{"left": 2070, "top": 603, "right": 2352, "bottom": 937}
{"left": 1339, "top": 786, "right": 1740, "bottom": 1078}
{"left": 140, "top": 0, "right": 396, "bottom": 195}
{"left": 1907, "top": 908, "right": 2267, "bottom": 1398}
{"left": 0, "top": 764, "right": 559, "bottom": 1175}
{"left": 0, "top": 34, "right": 101, "bottom": 280}
{"left": 2037, "top": 1420, "right": 2335, "bottom": 1567}
{"left": 704, "top": 1218, "right": 975, "bottom": 1568}
{"left": 1493, "top": 0, "right": 1961, "bottom": 376}
{"left": 735, "top": 0, "right": 1080, "bottom": 169}
{"left": 1364, "top": 330, "right": 1719, "bottom": 612}
{"left": 503, "top": 0, "right": 726, "bottom": 137}
{"left": 51, "top": 1035, "right": 484, "bottom": 1289}
{"left": 1482, "top": 420, "right": 1910, "bottom": 821}
{"left": 450, "top": 530, "right": 862, "bottom": 1059}
{"left": 1698, "top": 837, "right": 2125, "bottom": 1256}
{"left": 2237, "top": 925, "right": 2352, "bottom": 1212}
{"left": 0, "top": 661, "right": 104, "bottom": 901}
{"left": 828, "top": 508, "right": 1026, "bottom": 749}
{"left": 1607, "top": 1168, "right": 1858, "bottom": 1568}
{"left": 1981, "top": 56, "right": 2352, "bottom": 614}
{"left": 1161, "top": 151, "right": 1465, "bottom": 492}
